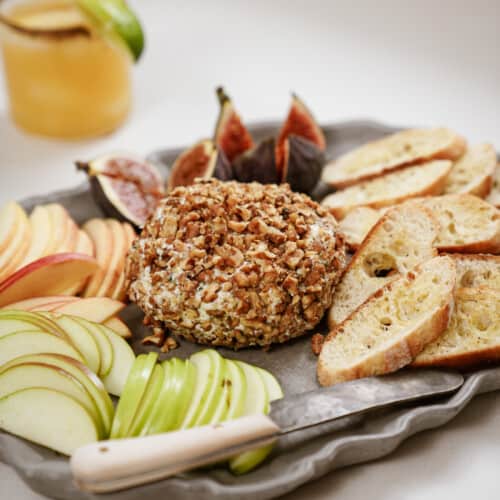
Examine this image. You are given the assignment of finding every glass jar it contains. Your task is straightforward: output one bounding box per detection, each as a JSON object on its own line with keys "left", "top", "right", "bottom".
{"left": 0, "top": 0, "right": 132, "bottom": 139}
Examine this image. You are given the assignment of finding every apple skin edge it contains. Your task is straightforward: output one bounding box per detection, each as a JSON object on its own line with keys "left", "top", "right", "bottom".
{"left": 0, "top": 253, "right": 99, "bottom": 308}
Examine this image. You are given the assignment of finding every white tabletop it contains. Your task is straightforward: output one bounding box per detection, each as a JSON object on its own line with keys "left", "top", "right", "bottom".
{"left": 1, "top": 1, "right": 499, "bottom": 498}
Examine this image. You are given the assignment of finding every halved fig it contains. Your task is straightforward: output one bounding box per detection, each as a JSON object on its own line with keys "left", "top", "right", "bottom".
{"left": 281, "top": 135, "right": 325, "bottom": 194}
{"left": 77, "top": 154, "right": 164, "bottom": 229}
{"left": 276, "top": 94, "right": 326, "bottom": 175}
{"left": 233, "top": 138, "right": 280, "bottom": 184}
{"left": 167, "top": 139, "right": 232, "bottom": 191}
{"left": 214, "top": 87, "right": 254, "bottom": 162}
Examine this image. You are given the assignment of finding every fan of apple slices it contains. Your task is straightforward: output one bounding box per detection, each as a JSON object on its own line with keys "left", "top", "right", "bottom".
{"left": 0, "top": 308, "right": 135, "bottom": 455}
{"left": 111, "top": 350, "right": 283, "bottom": 474}
{"left": 0, "top": 201, "right": 136, "bottom": 301}
{"left": 0, "top": 307, "right": 283, "bottom": 475}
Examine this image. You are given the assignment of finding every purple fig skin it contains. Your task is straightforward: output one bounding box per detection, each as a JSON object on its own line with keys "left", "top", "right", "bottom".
{"left": 232, "top": 137, "right": 280, "bottom": 184}
{"left": 213, "top": 148, "right": 234, "bottom": 181}
{"left": 89, "top": 175, "right": 143, "bottom": 229}
{"left": 282, "top": 135, "right": 325, "bottom": 194}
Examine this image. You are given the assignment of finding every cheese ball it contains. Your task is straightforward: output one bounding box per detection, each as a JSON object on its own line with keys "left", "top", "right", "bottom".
{"left": 126, "top": 179, "right": 347, "bottom": 348}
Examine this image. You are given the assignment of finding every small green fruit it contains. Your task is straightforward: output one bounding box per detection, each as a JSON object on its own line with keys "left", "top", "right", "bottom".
{"left": 76, "top": 0, "right": 144, "bottom": 61}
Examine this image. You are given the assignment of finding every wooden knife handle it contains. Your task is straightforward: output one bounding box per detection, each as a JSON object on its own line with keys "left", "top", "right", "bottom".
{"left": 70, "top": 414, "right": 280, "bottom": 493}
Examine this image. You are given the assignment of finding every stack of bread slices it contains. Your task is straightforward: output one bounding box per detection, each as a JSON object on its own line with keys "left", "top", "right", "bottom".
{"left": 317, "top": 128, "right": 499, "bottom": 386}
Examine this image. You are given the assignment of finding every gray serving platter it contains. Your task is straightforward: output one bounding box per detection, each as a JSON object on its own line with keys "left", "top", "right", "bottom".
{"left": 1, "top": 120, "right": 499, "bottom": 500}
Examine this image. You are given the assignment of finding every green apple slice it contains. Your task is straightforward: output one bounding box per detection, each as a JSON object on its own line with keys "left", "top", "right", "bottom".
{"left": 258, "top": 368, "right": 284, "bottom": 402}
{"left": 229, "top": 362, "right": 270, "bottom": 475}
{"left": 170, "top": 358, "right": 197, "bottom": 429}
{"left": 76, "top": 0, "right": 144, "bottom": 61}
{"left": 140, "top": 358, "right": 197, "bottom": 436}
{"left": 139, "top": 360, "right": 174, "bottom": 436}
{"left": 181, "top": 350, "right": 225, "bottom": 429}
{"left": 127, "top": 364, "right": 164, "bottom": 437}
{"left": 73, "top": 317, "right": 113, "bottom": 377}
{"left": 223, "top": 359, "right": 247, "bottom": 421}
{"left": 0, "top": 387, "right": 99, "bottom": 456}
{"left": 0, "top": 353, "right": 113, "bottom": 436}
{"left": 0, "top": 323, "right": 46, "bottom": 339}
{"left": 49, "top": 314, "right": 101, "bottom": 374}
{"left": 0, "top": 362, "right": 105, "bottom": 438}
{"left": 0, "top": 310, "right": 69, "bottom": 340}
{"left": 97, "top": 323, "right": 135, "bottom": 396}
{"left": 110, "top": 352, "right": 157, "bottom": 439}
{"left": 0, "top": 330, "right": 84, "bottom": 366}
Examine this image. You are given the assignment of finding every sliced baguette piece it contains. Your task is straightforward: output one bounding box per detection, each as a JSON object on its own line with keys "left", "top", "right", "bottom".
{"left": 318, "top": 256, "right": 456, "bottom": 386}
{"left": 338, "top": 207, "right": 385, "bottom": 251}
{"left": 413, "top": 194, "right": 500, "bottom": 253}
{"left": 322, "top": 128, "right": 466, "bottom": 188}
{"left": 444, "top": 253, "right": 500, "bottom": 289}
{"left": 328, "top": 205, "right": 438, "bottom": 329}
{"left": 486, "top": 165, "right": 500, "bottom": 208}
{"left": 443, "top": 144, "right": 496, "bottom": 197}
{"left": 321, "top": 160, "right": 452, "bottom": 220}
{"left": 412, "top": 287, "right": 500, "bottom": 369}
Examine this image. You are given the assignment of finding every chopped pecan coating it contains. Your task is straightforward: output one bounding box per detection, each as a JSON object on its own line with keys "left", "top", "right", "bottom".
{"left": 127, "top": 179, "right": 347, "bottom": 349}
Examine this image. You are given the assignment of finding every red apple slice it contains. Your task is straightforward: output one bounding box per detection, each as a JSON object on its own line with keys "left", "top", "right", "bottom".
{"left": 0, "top": 208, "right": 31, "bottom": 282}
{"left": 59, "top": 213, "right": 79, "bottom": 253}
{"left": 98, "top": 220, "right": 128, "bottom": 298}
{"left": 18, "top": 205, "right": 53, "bottom": 268}
{"left": 0, "top": 253, "right": 99, "bottom": 307}
{"left": 111, "top": 271, "right": 127, "bottom": 301}
{"left": 52, "top": 297, "right": 125, "bottom": 323}
{"left": 45, "top": 204, "right": 70, "bottom": 254}
{"left": 0, "top": 202, "right": 26, "bottom": 255}
{"left": 75, "top": 230, "right": 95, "bottom": 256}
{"left": 4, "top": 296, "right": 80, "bottom": 311}
{"left": 82, "top": 219, "right": 113, "bottom": 297}
{"left": 60, "top": 231, "right": 96, "bottom": 296}
{"left": 103, "top": 316, "right": 132, "bottom": 339}
{"left": 111, "top": 222, "right": 136, "bottom": 301}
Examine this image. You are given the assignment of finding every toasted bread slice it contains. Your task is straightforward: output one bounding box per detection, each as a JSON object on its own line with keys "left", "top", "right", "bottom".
{"left": 328, "top": 205, "right": 438, "bottom": 329}
{"left": 321, "top": 160, "right": 452, "bottom": 220}
{"left": 444, "top": 253, "right": 500, "bottom": 289}
{"left": 338, "top": 207, "right": 385, "bottom": 250}
{"left": 322, "top": 128, "right": 466, "bottom": 188}
{"left": 318, "top": 256, "right": 456, "bottom": 386}
{"left": 412, "top": 287, "right": 500, "bottom": 369}
{"left": 443, "top": 144, "right": 496, "bottom": 198}
{"left": 413, "top": 194, "right": 500, "bottom": 253}
{"left": 486, "top": 165, "right": 500, "bottom": 208}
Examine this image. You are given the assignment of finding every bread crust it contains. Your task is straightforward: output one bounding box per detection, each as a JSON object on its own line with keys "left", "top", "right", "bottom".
{"left": 324, "top": 161, "right": 452, "bottom": 220}
{"left": 319, "top": 282, "right": 454, "bottom": 386}
{"left": 486, "top": 165, "right": 500, "bottom": 208}
{"left": 319, "top": 257, "right": 456, "bottom": 386}
{"left": 412, "top": 287, "right": 500, "bottom": 369}
{"left": 322, "top": 128, "right": 466, "bottom": 189}
{"left": 411, "top": 194, "right": 500, "bottom": 254}
{"left": 327, "top": 205, "right": 438, "bottom": 329}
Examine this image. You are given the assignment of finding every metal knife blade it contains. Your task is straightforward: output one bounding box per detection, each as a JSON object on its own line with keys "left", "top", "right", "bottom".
{"left": 270, "top": 369, "right": 464, "bottom": 434}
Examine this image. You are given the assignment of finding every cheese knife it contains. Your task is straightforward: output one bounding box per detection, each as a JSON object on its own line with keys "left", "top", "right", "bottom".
{"left": 71, "top": 369, "right": 463, "bottom": 493}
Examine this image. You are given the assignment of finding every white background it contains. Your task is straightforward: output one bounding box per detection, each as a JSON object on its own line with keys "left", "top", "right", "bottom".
{"left": 1, "top": 1, "right": 500, "bottom": 498}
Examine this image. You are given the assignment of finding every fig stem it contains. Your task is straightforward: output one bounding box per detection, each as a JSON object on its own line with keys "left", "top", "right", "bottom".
{"left": 216, "top": 86, "right": 230, "bottom": 106}
{"left": 75, "top": 161, "right": 91, "bottom": 174}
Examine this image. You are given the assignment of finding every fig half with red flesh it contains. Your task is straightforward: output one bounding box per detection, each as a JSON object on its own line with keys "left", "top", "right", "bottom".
{"left": 281, "top": 135, "right": 325, "bottom": 194}
{"left": 168, "top": 139, "right": 232, "bottom": 191}
{"left": 276, "top": 94, "right": 326, "bottom": 175}
{"left": 214, "top": 87, "right": 254, "bottom": 162}
{"left": 233, "top": 137, "right": 280, "bottom": 184}
{"left": 77, "top": 154, "right": 164, "bottom": 229}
